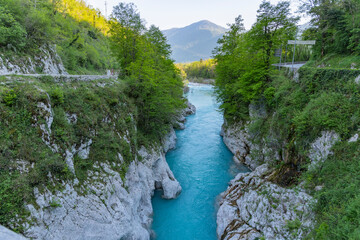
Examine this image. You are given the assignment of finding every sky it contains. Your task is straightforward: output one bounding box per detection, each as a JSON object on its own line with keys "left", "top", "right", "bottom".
{"left": 86, "top": 0, "right": 305, "bottom": 30}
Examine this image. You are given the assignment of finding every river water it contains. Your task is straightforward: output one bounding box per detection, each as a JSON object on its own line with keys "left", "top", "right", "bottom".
{"left": 151, "top": 84, "right": 249, "bottom": 240}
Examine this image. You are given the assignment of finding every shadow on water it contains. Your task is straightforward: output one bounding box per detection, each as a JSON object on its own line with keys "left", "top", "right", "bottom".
{"left": 151, "top": 83, "right": 250, "bottom": 240}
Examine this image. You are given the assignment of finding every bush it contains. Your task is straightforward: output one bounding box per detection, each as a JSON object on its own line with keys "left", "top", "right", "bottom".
{"left": 0, "top": 6, "right": 26, "bottom": 49}
{"left": 50, "top": 87, "right": 64, "bottom": 106}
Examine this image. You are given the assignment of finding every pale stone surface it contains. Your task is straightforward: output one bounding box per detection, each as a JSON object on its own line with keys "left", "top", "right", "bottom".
{"left": 172, "top": 101, "right": 196, "bottom": 130}
{"left": 219, "top": 119, "right": 316, "bottom": 240}
{"left": 184, "top": 101, "right": 196, "bottom": 116}
{"left": 25, "top": 145, "right": 181, "bottom": 240}
{"left": 22, "top": 97, "right": 195, "bottom": 239}
{"left": 355, "top": 75, "right": 360, "bottom": 84}
{"left": 162, "top": 128, "right": 177, "bottom": 153}
{"left": 220, "top": 121, "right": 260, "bottom": 170}
{"left": 217, "top": 164, "right": 314, "bottom": 240}
{"left": 349, "top": 133, "right": 359, "bottom": 143}
{"left": 308, "top": 131, "right": 339, "bottom": 170}
{"left": 0, "top": 46, "right": 67, "bottom": 75}
{"left": 0, "top": 225, "right": 28, "bottom": 240}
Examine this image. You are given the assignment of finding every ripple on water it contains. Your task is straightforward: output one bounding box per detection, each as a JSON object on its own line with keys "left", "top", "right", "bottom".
{"left": 151, "top": 84, "right": 249, "bottom": 240}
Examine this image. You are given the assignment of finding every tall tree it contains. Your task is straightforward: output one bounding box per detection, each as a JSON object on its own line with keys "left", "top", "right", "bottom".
{"left": 214, "top": 1, "right": 298, "bottom": 121}
{"left": 110, "top": 3, "right": 145, "bottom": 77}
{"left": 109, "top": 2, "right": 184, "bottom": 137}
{"left": 249, "top": 1, "right": 298, "bottom": 78}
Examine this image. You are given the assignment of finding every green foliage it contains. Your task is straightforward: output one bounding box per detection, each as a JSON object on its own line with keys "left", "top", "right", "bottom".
{"left": 50, "top": 87, "right": 65, "bottom": 106}
{"left": 293, "top": 92, "right": 353, "bottom": 140}
{"left": 110, "top": 3, "right": 185, "bottom": 138}
{"left": 1, "top": 89, "right": 17, "bottom": 106}
{"left": 0, "top": 173, "right": 29, "bottom": 233}
{"left": 308, "top": 141, "right": 360, "bottom": 239}
{"left": 176, "top": 59, "right": 216, "bottom": 80}
{"left": 49, "top": 199, "right": 62, "bottom": 208}
{"left": 300, "top": 0, "right": 360, "bottom": 57}
{"left": 0, "top": 0, "right": 115, "bottom": 74}
{"left": 0, "top": 6, "right": 26, "bottom": 50}
{"left": 213, "top": 1, "right": 298, "bottom": 121}
{"left": 285, "top": 218, "right": 302, "bottom": 233}
{"left": 305, "top": 54, "right": 360, "bottom": 69}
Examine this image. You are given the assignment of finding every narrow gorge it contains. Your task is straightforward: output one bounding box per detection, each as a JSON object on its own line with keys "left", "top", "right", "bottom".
{"left": 152, "top": 84, "right": 249, "bottom": 239}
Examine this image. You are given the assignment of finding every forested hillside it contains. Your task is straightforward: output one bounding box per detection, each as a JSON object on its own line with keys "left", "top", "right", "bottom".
{"left": 0, "top": 0, "right": 113, "bottom": 74}
{"left": 215, "top": 0, "right": 360, "bottom": 238}
{"left": 176, "top": 59, "right": 216, "bottom": 82}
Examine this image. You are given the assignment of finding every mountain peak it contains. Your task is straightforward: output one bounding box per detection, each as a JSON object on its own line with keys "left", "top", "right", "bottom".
{"left": 163, "top": 21, "right": 227, "bottom": 63}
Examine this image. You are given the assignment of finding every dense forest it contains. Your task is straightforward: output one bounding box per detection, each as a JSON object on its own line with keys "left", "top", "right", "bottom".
{"left": 176, "top": 59, "right": 216, "bottom": 81}
{"left": 214, "top": 0, "right": 360, "bottom": 238}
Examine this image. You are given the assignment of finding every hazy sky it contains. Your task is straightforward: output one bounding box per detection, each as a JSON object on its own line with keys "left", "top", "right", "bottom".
{"left": 86, "top": 0, "right": 304, "bottom": 30}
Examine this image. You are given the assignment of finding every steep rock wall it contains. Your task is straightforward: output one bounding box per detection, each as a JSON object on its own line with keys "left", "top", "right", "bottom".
{"left": 218, "top": 118, "right": 340, "bottom": 239}
{"left": 0, "top": 78, "right": 196, "bottom": 240}
{"left": 0, "top": 46, "right": 67, "bottom": 75}
{"left": 23, "top": 102, "right": 195, "bottom": 240}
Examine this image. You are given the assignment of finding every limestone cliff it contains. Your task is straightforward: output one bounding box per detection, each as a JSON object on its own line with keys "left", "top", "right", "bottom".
{"left": 0, "top": 77, "right": 196, "bottom": 240}
{"left": 0, "top": 45, "right": 67, "bottom": 75}
{"left": 218, "top": 114, "right": 339, "bottom": 239}
{"left": 23, "top": 102, "right": 195, "bottom": 240}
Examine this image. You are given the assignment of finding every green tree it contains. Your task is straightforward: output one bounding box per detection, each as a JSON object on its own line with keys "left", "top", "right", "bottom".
{"left": 110, "top": 2, "right": 184, "bottom": 138}
{"left": 214, "top": 1, "right": 298, "bottom": 121}
{"left": 0, "top": 6, "right": 26, "bottom": 49}
{"left": 249, "top": 1, "right": 298, "bottom": 78}
{"left": 110, "top": 2, "right": 145, "bottom": 77}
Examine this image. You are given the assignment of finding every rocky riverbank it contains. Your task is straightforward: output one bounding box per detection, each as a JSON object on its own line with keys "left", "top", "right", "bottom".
{"left": 217, "top": 121, "right": 316, "bottom": 240}
{"left": 25, "top": 102, "right": 195, "bottom": 240}
{"left": 0, "top": 89, "right": 195, "bottom": 240}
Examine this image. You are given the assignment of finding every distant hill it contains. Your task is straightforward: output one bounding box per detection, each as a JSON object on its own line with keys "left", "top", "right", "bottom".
{"left": 163, "top": 20, "right": 227, "bottom": 63}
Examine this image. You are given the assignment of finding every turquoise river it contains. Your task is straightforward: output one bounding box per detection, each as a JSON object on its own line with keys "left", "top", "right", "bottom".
{"left": 152, "top": 84, "right": 249, "bottom": 240}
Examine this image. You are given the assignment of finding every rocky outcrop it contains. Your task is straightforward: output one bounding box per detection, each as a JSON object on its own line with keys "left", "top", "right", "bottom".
{"left": 25, "top": 144, "right": 181, "bottom": 240}
{"left": 220, "top": 103, "right": 280, "bottom": 171}
{"left": 0, "top": 46, "right": 67, "bottom": 75}
{"left": 308, "top": 131, "right": 339, "bottom": 170}
{"left": 184, "top": 100, "right": 196, "bottom": 116}
{"left": 218, "top": 120, "right": 316, "bottom": 240}
{"left": 173, "top": 101, "right": 196, "bottom": 130}
{"left": 217, "top": 164, "right": 314, "bottom": 240}
{"left": 20, "top": 92, "right": 195, "bottom": 239}
{"left": 220, "top": 121, "right": 257, "bottom": 170}
{"left": 220, "top": 121, "right": 267, "bottom": 171}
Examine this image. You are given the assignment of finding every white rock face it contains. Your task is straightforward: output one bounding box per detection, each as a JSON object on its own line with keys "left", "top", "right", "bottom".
{"left": 173, "top": 101, "right": 196, "bottom": 130}
{"left": 25, "top": 144, "right": 181, "bottom": 240}
{"left": 221, "top": 122, "right": 260, "bottom": 170}
{"left": 22, "top": 97, "right": 195, "bottom": 239}
{"left": 184, "top": 101, "right": 196, "bottom": 116}
{"left": 218, "top": 120, "right": 316, "bottom": 240}
{"left": 308, "top": 131, "right": 339, "bottom": 170}
{"left": 0, "top": 225, "right": 28, "bottom": 240}
{"left": 217, "top": 164, "right": 314, "bottom": 240}
{"left": 349, "top": 133, "right": 359, "bottom": 143}
{"left": 0, "top": 46, "right": 67, "bottom": 75}
{"left": 162, "top": 127, "right": 177, "bottom": 153}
